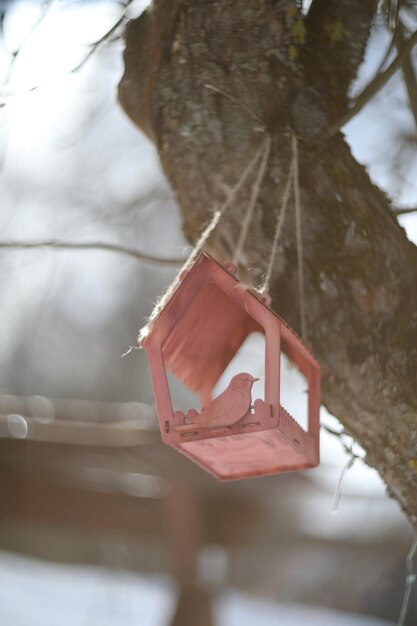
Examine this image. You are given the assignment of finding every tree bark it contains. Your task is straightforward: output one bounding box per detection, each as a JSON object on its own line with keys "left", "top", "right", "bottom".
{"left": 118, "top": 0, "right": 417, "bottom": 529}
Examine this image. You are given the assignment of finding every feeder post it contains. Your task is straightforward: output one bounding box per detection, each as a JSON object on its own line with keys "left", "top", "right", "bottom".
{"left": 145, "top": 342, "right": 174, "bottom": 443}
{"left": 264, "top": 321, "right": 281, "bottom": 409}
{"left": 308, "top": 362, "right": 321, "bottom": 462}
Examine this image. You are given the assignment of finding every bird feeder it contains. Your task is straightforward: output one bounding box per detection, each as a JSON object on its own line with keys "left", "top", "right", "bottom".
{"left": 140, "top": 251, "right": 320, "bottom": 480}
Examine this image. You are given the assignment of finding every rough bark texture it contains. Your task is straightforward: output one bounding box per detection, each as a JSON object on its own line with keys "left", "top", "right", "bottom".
{"left": 118, "top": 0, "right": 417, "bottom": 529}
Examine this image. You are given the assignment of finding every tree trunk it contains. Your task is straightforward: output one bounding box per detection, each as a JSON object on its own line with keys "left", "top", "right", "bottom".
{"left": 118, "top": 0, "right": 417, "bottom": 529}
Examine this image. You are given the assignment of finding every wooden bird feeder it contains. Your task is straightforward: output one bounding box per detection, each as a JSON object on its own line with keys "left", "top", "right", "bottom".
{"left": 140, "top": 251, "right": 320, "bottom": 481}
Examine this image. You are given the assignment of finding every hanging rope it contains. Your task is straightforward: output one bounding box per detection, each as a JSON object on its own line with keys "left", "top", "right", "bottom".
{"left": 259, "top": 158, "right": 294, "bottom": 295}
{"left": 233, "top": 135, "right": 272, "bottom": 265}
{"left": 257, "top": 133, "right": 307, "bottom": 340}
{"left": 188, "top": 136, "right": 268, "bottom": 270}
{"left": 139, "top": 137, "right": 268, "bottom": 341}
{"left": 292, "top": 133, "right": 307, "bottom": 340}
{"left": 140, "top": 129, "right": 308, "bottom": 344}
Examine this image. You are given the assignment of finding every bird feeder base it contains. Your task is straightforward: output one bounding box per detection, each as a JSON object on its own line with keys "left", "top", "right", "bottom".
{"left": 175, "top": 406, "right": 317, "bottom": 481}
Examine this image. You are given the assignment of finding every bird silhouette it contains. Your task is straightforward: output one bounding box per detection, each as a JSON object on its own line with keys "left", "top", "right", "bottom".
{"left": 197, "top": 372, "right": 259, "bottom": 428}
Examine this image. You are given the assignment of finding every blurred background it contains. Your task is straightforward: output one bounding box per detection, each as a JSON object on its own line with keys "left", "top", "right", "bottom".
{"left": 0, "top": 1, "right": 416, "bottom": 624}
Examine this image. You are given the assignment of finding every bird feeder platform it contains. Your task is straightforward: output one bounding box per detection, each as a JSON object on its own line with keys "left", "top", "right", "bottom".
{"left": 140, "top": 251, "right": 320, "bottom": 481}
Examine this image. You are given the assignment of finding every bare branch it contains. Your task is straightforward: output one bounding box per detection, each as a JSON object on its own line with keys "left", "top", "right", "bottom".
{"left": 304, "top": 0, "right": 377, "bottom": 120}
{"left": 70, "top": 0, "right": 136, "bottom": 74}
{"left": 392, "top": 206, "right": 417, "bottom": 215}
{"left": 0, "top": 240, "right": 186, "bottom": 266}
{"left": 0, "top": 0, "right": 54, "bottom": 91}
{"left": 392, "top": 18, "right": 417, "bottom": 129}
{"left": 328, "top": 28, "right": 417, "bottom": 138}
{"left": 0, "top": 0, "right": 136, "bottom": 100}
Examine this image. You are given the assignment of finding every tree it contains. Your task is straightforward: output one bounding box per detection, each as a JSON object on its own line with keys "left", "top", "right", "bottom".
{"left": 118, "top": 0, "right": 417, "bottom": 529}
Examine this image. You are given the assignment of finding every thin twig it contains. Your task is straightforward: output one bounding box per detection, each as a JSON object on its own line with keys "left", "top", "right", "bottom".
{"left": 321, "top": 423, "right": 364, "bottom": 460}
{"left": 398, "top": 538, "right": 417, "bottom": 626}
{"left": 70, "top": 0, "right": 135, "bottom": 74}
{"left": 328, "top": 29, "right": 417, "bottom": 138}
{"left": 392, "top": 18, "right": 417, "bottom": 129}
{"left": 0, "top": 240, "right": 185, "bottom": 266}
{"left": 392, "top": 206, "right": 417, "bottom": 215}
{"left": 373, "top": 27, "right": 396, "bottom": 77}
{"left": 1, "top": 0, "right": 54, "bottom": 91}
{"left": 0, "top": 0, "right": 134, "bottom": 100}
{"left": 331, "top": 453, "right": 357, "bottom": 516}
{"left": 321, "top": 424, "right": 345, "bottom": 438}
{"left": 389, "top": 0, "right": 399, "bottom": 30}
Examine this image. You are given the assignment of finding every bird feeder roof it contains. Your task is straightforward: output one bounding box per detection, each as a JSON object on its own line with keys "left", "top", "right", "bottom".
{"left": 140, "top": 251, "right": 317, "bottom": 403}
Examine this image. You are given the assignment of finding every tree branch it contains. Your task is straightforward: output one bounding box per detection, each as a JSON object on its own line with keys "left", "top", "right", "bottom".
{"left": 0, "top": 240, "right": 185, "bottom": 266}
{"left": 70, "top": 0, "right": 136, "bottom": 74}
{"left": 304, "top": 0, "right": 378, "bottom": 118}
{"left": 328, "top": 28, "right": 417, "bottom": 137}
{"left": 392, "top": 206, "right": 417, "bottom": 215}
{"left": 393, "top": 17, "right": 417, "bottom": 130}
{"left": 0, "top": 0, "right": 136, "bottom": 101}
{"left": 0, "top": 0, "right": 54, "bottom": 91}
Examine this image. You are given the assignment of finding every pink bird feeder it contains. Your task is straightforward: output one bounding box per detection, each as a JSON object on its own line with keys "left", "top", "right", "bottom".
{"left": 140, "top": 251, "right": 320, "bottom": 481}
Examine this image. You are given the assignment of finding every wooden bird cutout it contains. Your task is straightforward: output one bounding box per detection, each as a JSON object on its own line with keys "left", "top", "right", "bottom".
{"left": 197, "top": 372, "right": 259, "bottom": 428}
